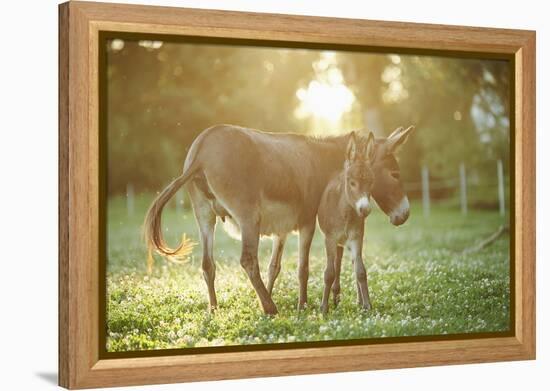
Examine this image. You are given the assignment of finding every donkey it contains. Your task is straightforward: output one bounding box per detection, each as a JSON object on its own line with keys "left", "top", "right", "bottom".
{"left": 144, "top": 124, "right": 414, "bottom": 315}
{"left": 265, "top": 126, "right": 414, "bottom": 299}
{"left": 318, "top": 131, "right": 375, "bottom": 314}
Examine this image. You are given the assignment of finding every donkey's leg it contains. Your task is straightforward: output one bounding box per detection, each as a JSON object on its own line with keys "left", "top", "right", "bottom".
{"left": 349, "top": 256, "right": 363, "bottom": 305}
{"left": 321, "top": 238, "right": 337, "bottom": 314}
{"left": 188, "top": 184, "right": 218, "bottom": 311}
{"left": 267, "top": 234, "right": 287, "bottom": 296}
{"left": 331, "top": 246, "right": 344, "bottom": 306}
{"left": 350, "top": 239, "right": 372, "bottom": 311}
{"left": 356, "top": 280, "right": 364, "bottom": 306}
{"left": 239, "top": 215, "right": 278, "bottom": 315}
{"left": 297, "top": 223, "right": 315, "bottom": 311}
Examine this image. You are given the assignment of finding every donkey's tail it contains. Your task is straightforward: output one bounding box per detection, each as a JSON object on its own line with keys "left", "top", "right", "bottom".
{"left": 143, "top": 163, "right": 199, "bottom": 273}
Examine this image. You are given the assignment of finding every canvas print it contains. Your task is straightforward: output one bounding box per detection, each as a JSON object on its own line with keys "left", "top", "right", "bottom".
{"left": 103, "top": 36, "right": 511, "bottom": 353}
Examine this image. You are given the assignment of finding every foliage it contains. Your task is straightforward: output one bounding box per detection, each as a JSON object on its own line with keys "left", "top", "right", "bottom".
{"left": 107, "top": 40, "right": 317, "bottom": 194}
{"left": 337, "top": 53, "right": 510, "bottom": 183}
{"left": 106, "top": 40, "right": 510, "bottom": 197}
{"left": 106, "top": 195, "right": 510, "bottom": 352}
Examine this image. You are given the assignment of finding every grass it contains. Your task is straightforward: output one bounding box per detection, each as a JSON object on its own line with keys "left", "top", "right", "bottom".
{"left": 106, "top": 194, "right": 511, "bottom": 352}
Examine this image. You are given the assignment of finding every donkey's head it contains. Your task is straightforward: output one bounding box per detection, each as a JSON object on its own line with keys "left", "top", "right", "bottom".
{"left": 371, "top": 126, "right": 415, "bottom": 226}
{"left": 344, "top": 131, "right": 375, "bottom": 218}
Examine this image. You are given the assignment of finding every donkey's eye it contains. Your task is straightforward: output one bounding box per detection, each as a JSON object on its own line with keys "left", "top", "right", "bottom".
{"left": 390, "top": 171, "right": 400, "bottom": 180}
{"left": 349, "top": 180, "right": 358, "bottom": 188}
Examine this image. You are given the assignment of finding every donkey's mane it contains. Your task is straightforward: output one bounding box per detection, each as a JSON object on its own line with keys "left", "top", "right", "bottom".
{"left": 261, "top": 129, "right": 351, "bottom": 142}
{"left": 298, "top": 129, "right": 371, "bottom": 143}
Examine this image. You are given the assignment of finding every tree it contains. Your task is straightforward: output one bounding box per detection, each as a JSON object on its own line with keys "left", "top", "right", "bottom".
{"left": 106, "top": 40, "right": 318, "bottom": 194}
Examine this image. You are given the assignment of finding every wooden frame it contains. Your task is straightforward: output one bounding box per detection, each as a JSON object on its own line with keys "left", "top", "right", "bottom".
{"left": 59, "top": 1, "right": 536, "bottom": 389}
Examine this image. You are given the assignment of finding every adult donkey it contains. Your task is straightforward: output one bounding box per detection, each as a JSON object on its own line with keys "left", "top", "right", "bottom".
{"left": 144, "top": 124, "right": 414, "bottom": 315}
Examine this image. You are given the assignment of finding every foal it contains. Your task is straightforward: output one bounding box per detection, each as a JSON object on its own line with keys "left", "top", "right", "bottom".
{"left": 318, "top": 131, "right": 375, "bottom": 314}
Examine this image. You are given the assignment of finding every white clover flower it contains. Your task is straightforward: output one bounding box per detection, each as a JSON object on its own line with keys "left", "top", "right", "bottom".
{"left": 211, "top": 338, "right": 225, "bottom": 346}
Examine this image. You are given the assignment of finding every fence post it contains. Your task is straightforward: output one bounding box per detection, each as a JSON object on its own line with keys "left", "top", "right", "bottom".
{"left": 421, "top": 165, "right": 430, "bottom": 218}
{"left": 459, "top": 162, "right": 467, "bottom": 215}
{"left": 126, "top": 183, "right": 135, "bottom": 217}
{"left": 497, "top": 159, "right": 505, "bottom": 216}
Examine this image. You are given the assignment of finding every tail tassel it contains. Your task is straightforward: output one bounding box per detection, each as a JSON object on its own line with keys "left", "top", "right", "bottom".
{"left": 147, "top": 233, "right": 196, "bottom": 275}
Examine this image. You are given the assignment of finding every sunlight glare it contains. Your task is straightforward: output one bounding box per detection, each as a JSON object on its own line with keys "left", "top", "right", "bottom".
{"left": 295, "top": 77, "right": 355, "bottom": 122}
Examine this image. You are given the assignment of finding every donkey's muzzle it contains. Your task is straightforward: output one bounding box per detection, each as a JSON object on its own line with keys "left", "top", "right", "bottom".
{"left": 389, "top": 197, "right": 410, "bottom": 226}
{"left": 355, "top": 196, "right": 371, "bottom": 218}
{"left": 357, "top": 206, "right": 371, "bottom": 218}
{"left": 390, "top": 210, "right": 409, "bottom": 226}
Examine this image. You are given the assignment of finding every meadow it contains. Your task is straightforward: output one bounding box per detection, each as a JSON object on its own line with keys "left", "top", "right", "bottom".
{"left": 106, "top": 194, "right": 510, "bottom": 352}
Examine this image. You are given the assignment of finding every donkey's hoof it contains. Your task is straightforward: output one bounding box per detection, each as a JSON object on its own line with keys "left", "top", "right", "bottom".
{"left": 297, "top": 302, "right": 308, "bottom": 311}
{"left": 362, "top": 302, "right": 372, "bottom": 311}
{"left": 320, "top": 304, "right": 329, "bottom": 315}
{"left": 263, "top": 304, "right": 278, "bottom": 316}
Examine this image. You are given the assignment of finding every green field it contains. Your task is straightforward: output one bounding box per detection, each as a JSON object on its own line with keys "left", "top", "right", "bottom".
{"left": 106, "top": 194, "right": 510, "bottom": 352}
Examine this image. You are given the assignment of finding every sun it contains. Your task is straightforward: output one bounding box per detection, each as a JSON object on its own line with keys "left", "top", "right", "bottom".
{"left": 295, "top": 55, "right": 355, "bottom": 124}
{"left": 296, "top": 80, "right": 355, "bottom": 122}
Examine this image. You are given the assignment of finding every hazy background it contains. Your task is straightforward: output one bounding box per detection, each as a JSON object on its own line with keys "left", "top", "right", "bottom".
{"left": 106, "top": 39, "right": 510, "bottom": 209}
{"left": 103, "top": 38, "right": 512, "bottom": 352}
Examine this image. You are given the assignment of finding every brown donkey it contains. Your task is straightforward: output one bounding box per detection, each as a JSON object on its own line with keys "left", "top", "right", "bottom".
{"left": 144, "top": 124, "right": 414, "bottom": 315}
{"left": 318, "top": 132, "right": 375, "bottom": 314}
{"left": 266, "top": 126, "right": 414, "bottom": 299}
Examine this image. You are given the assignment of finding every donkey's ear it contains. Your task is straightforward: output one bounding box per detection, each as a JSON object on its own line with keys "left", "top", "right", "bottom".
{"left": 346, "top": 131, "right": 357, "bottom": 163}
{"left": 365, "top": 131, "right": 375, "bottom": 162}
{"left": 386, "top": 125, "right": 414, "bottom": 154}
